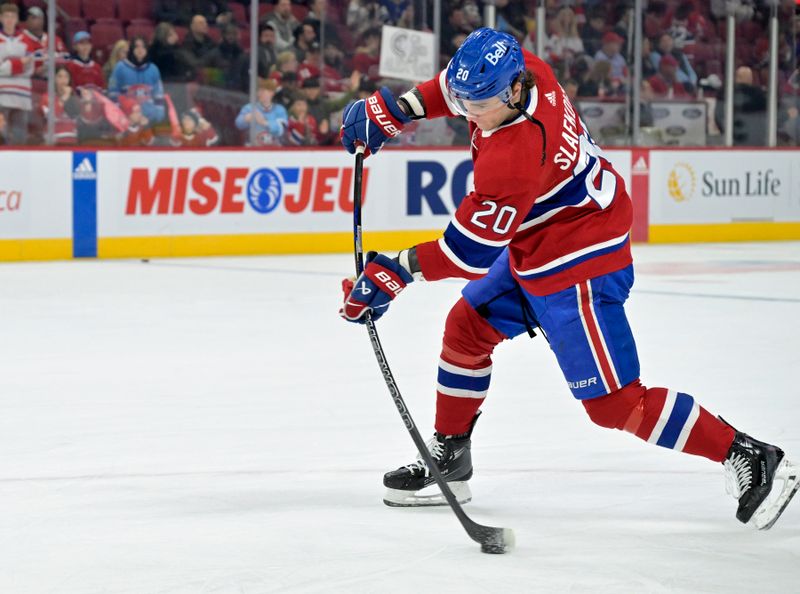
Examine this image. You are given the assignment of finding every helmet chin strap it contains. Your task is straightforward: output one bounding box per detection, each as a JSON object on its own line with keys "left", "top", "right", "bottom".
{"left": 507, "top": 87, "right": 547, "bottom": 166}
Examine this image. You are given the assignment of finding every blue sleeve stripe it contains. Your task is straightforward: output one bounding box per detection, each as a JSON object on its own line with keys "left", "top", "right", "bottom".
{"left": 443, "top": 224, "right": 504, "bottom": 270}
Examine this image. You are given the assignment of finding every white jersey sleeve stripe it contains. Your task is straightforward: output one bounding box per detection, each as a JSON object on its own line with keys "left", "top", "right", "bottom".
{"left": 514, "top": 232, "right": 629, "bottom": 276}
{"left": 437, "top": 70, "right": 460, "bottom": 117}
{"left": 450, "top": 215, "right": 512, "bottom": 247}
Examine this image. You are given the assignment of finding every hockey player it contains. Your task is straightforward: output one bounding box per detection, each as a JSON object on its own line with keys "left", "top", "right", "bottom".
{"left": 338, "top": 28, "right": 799, "bottom": 528}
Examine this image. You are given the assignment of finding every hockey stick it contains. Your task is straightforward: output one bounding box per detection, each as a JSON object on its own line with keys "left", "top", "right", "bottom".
{"left": 351, "top": 145, "right": 515, "bottom": 554}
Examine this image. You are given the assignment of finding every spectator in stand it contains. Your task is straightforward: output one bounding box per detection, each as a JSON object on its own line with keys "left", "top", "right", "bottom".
{"left": 155, "top": 0, "right": 193, "bottom": 27}
{"left": 494, "top": 0, "right": 526, "bottom": 40}
{"left": 647, "top": 53, "right": 692, "bottom": 99}
{"left": 443, "top": 6, "right": 475, "bottom": 57}
{"left": 171, "top": 108, "right": 219, "bottom": 146}
{"left": 117, "top": 99, "right": 154, "bottom": 146}
{"left": 353, "top": 27, "right": 381, "bottom": 81}
{"left": 320, "top": 43, "right": 347, "bottom": 92}
{"left": 271, "top": 50, "right": 298, "bottom": 84}
{"left": 542, "top": 7, "right": 584, "bottom": 75}
{"left": 0, "top": 110, "right": 6, "bottom": 144}
{"left": 182, "top": 14, "right": 217, "bottom": 68}
{"left": 297, "top": 42, "right": 321, "bottom": 84}
{"left": 715, "top": 66, "right": 767, "bottom": 146}
{"left": 577, "top": 59, "right": 615, "bottom": 98}
{"left": 286, "top": 97, "right": 318, "bottom": 145}
{"left": 192, "top": 0, "right": 231, "bottom": 26}
{"left": 594, "top": 31, "right": 628, "bottom": 83}
{"left": 109, "top": 36, "right": 166, "bottom": 124}
{"left": 380, "top": 0, "right": 409, "bottom": 26}
{"left": 235, "top": 78, "right": 288, "bottom": 146}
{"left": 347, "top": 0, "right": 383, "bottom": 39}
{"left": 667, "top": 1, "right": 714, "bottom": 49}
{"left": 698, "top": 73, "right": 723, "bottom": 139}
{"left": 150, "top": 23, "right": 196, "bottom": 84}
{"left": 22, "top": 6, "right": 67, "bottom": 71}
{"left": 204, "top": 23, "right": 247, "bottom": 90}
{"left": 306, "top": 0, "right": 339, "bottom": 46}
{"left": 66, "top": 32, "right": 105, "bottom": 90}
{"left": 291, "top": 21, "right": 317, "bottom": 63}
{"left": 103, "top": 40, "right": 129, "bottom": 84}
{"left": 256, "top": 23, "right": 278, "bottom": 79}
{"left": 266, "top": 0, "right": 300, "bottom": 53}
{"left": 0, "top": 3, "right": 37, "bottom": 145}
{"left": 300, "top": 76, "right": 334, "bottom": 144}
{"left": 581, "top": 8, "right": 606, "bottom": 57}
{"left": 640, "top": 37, "right": 657, "bottom": 79}
{"left": 650, "top": 33, "right": 697, "bottom": 92}
{"left": 41, "top": 65, "right": 80, "bottom": 145}
{"left": 275, "top": 70, "right": 303, "bottom": 109}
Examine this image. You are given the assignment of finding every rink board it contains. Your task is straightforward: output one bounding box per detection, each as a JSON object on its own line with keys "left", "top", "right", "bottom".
{"left": 0, "top": 151, "right": 73, "bottom": 261}
{"left": 0, "top": 147, "right": 798, "bottom": 260}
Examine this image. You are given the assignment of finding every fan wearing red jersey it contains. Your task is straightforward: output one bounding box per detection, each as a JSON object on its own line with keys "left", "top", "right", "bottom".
{"left": 339, "top": 28, "right": 799, "bottom": 526}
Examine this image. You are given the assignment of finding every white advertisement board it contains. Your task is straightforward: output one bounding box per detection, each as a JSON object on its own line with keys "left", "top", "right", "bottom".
{"left": 97, "top": 149, "right": 634, "bottom": 239}
{"left": 0, "top": 151, "right": 72, "bottom": 239}
{"left": 379, "top": 25, "right": 436, "bottom": 82}
{"left": 649, "top": 150, "right": 800, "bottom": 224}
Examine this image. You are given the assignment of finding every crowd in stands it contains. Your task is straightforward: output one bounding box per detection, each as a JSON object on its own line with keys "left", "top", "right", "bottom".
{"left": 0, "top": 0, "right": 796, "bottom": 147}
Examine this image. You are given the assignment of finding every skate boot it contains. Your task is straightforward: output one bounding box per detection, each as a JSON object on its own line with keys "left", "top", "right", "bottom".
{"left": 722, "top": 419, "right": 799, "bottom": 530}
{"left": 383, "top": 413, "right": 480, "bottom": 507}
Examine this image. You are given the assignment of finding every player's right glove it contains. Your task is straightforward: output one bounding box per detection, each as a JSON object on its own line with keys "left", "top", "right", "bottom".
{"left": 340, "top": 87, "right": 410, "bottom": 157}
{"left": 340, "top": 252, "right": 413, "bottom": 323}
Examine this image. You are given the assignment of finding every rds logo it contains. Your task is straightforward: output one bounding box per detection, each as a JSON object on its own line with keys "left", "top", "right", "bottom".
{"left": 667, "top": 162, "right": 696, "bottom": 202}
{"left": 126, "top": 166, "right": 368, "bottom": 216}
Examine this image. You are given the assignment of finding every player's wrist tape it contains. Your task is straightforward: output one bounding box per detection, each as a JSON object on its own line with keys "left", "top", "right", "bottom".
{"left": 367, "top": 87, "right": 410, "bottom": 137}
{"left": 398, "top": 88, "right": 426, "bottom": 120}
{"left": 397, "top": 248, "right": 424, "bottom": 281}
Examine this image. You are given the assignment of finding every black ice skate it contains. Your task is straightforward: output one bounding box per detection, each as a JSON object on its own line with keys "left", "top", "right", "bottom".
{"left": 383, "top": 413, "right": 480, "bottom": 507}
{"left": 722, "top": 420, "right": 799, "bottom": 530}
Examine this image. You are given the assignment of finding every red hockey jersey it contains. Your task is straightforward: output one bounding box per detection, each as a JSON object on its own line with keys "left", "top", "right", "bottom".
{"left": 412, "top": 49, "right": 633, "bottom": 296}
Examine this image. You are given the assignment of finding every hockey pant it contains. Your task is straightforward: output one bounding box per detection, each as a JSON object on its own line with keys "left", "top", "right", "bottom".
{"left": 436, "top": 251, "right": 735, "bottom": 463}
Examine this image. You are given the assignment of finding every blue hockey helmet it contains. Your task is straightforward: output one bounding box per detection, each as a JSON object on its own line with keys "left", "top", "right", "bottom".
{"left": 445, "top": 28, "right": 525, "bottom": 116}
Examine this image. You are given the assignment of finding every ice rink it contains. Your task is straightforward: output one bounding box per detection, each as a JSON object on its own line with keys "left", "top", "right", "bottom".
{"left": 1, "top": 241, "right": 799, "bottom": 593}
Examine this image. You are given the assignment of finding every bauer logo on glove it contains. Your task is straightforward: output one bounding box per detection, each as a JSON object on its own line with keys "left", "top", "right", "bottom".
{"left": 340, "top": 252, "right": 413, "bottom": 323}
{"left": 340, "top": 87, "right": 411, "bottom": 157}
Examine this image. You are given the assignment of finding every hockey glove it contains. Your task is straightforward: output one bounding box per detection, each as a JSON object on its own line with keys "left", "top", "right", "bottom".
{"left": 340, "top": 87, "right": 410, "bottom": 157}
{"left": 340, "top": 252, "right": 413, "bottom": 323}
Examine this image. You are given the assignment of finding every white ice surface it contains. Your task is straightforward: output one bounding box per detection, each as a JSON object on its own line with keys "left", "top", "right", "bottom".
{"left": 1, "top": 242, "right": 799, "bottom": 593}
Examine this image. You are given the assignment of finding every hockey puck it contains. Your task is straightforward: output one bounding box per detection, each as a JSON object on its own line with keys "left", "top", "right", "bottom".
{"left": 141, "top": 259, "right": 149, "bottom": 263}
{"left": 480, "top": 543, "right": 507, "bottom": 554}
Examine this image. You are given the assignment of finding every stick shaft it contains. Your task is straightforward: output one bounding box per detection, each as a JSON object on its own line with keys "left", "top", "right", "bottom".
{"left": 351, "top": 148, "right": 495, "bottom": 544}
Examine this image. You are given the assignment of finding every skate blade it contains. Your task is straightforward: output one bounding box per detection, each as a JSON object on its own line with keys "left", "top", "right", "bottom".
{"left": 383, "top": 481, "right": 472, "bottom": 507}
{"left": 751, "top": 458, "right": 800, "bottom": 530}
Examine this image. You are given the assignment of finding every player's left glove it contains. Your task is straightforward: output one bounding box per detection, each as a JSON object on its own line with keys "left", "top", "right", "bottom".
{"left": 339, "top": 87, "right": 411, "bottom": 157}
{"left": 340, "top": 252, "right": 413, "bottom": 323}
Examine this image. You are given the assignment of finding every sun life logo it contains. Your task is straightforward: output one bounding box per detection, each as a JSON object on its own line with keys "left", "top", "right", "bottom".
{"left": 246, "top": 168, "right": 283, "bottom": 214}
{"left": 667, "top": 162, "right": 696, "bottom": 202}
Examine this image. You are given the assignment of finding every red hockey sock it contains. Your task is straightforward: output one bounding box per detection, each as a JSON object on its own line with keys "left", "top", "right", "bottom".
{"left": 582, "top": 380, "right": 736, "bottom": 462}
{"left": 435, "top": 298, "right": 506, "bottom": 436}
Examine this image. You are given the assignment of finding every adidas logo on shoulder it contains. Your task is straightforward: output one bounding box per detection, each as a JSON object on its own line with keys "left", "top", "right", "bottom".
{"left": 73, "top": 157, "right": 97, "bottom": 180}
{"left": 544, "top": 91, "right": 557, "bottom": 107}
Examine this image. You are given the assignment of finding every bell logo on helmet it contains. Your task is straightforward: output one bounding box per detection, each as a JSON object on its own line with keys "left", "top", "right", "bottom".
{"left": 484, "top": 41, "right": 509, "bottom": 65}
